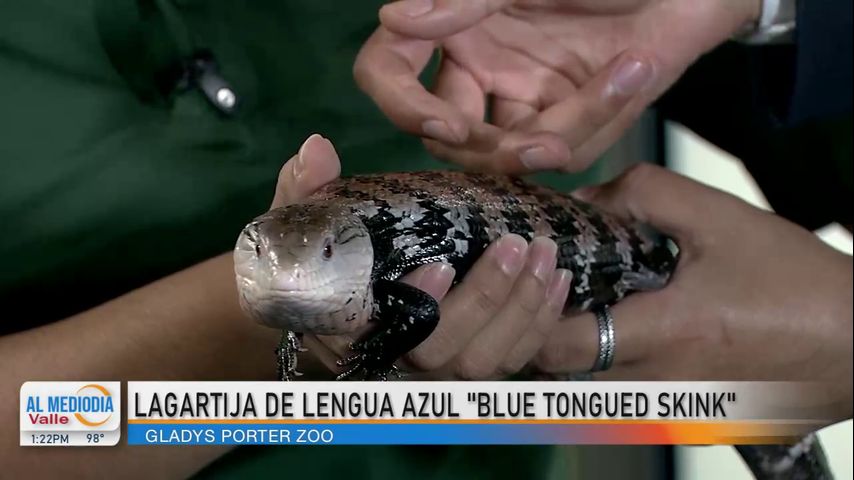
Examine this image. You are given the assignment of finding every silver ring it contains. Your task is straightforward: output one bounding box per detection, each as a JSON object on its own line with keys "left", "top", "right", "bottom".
{"left": 590, "top": 305, "right": 616, "bottom": 372}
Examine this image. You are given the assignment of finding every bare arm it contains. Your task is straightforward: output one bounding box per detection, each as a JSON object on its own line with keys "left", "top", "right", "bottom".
{"left": 0, "top": 136, "right": 342, "bottom": 479}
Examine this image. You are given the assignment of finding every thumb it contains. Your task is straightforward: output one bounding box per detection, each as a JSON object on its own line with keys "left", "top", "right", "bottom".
{"left": 380, "top": 0, "right": 513, "bottom": 39}
{"left": 572, "top": 164, "right": 734, "bottom": 242}
{"left": 271, "top": 134, "right": 342, "bottom": 209}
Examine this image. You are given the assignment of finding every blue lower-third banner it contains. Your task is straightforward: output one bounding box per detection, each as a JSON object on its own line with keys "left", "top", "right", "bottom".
{"left": 127, "top": 421, "right": 816, "bottom": 446}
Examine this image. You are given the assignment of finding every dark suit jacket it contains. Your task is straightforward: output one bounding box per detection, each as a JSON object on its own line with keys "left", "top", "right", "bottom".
{"left": 657, "top": 0, "right": 852, "bottom": 230}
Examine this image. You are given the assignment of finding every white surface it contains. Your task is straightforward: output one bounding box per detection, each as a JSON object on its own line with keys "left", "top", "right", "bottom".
{"left": 666, "top": 122, "right": 853, "bottom": 480}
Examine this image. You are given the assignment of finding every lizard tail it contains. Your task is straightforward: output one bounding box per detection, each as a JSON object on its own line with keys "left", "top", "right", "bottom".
{"left": 736, "top": 434, "right": 834, "bottom": 480}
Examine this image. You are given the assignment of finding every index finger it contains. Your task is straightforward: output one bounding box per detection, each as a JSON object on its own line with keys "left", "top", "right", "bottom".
{"left": 354, "top": 27, "right": 469, "bottom": 144}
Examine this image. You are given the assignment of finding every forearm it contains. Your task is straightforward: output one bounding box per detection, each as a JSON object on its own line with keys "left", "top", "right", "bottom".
{"left": 0, "top": 253, "right": 330, "bottom": 479}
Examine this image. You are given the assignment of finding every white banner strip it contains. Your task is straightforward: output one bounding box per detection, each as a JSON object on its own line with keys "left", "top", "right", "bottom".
{"left": 127, "top": 381, "right": 833, "bottom": 422}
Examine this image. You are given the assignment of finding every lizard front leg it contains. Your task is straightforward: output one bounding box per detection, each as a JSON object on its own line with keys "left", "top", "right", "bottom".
{"left": 337, "top": 279, "right": 439, "bottom": 381}
{"left": 276, "top": 330, "right": 307, "bottom": 381}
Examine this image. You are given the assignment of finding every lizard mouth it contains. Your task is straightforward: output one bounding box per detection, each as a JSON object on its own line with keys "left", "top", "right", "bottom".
{"left": 235, "top": 271, "right": 337, "bottom": 296}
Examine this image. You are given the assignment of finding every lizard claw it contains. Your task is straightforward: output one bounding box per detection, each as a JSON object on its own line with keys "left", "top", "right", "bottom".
{"left": 335, "top": 349, "right": 398, "bottom": 381}
{"left": 336, "top": 353, "right": 363, "bottom": 367}
{"left": 335, "top": 360, "right": 365, "bottom": 381}
{"left": 276, "top": 331, "right": 306, "bottom": 381}
{"left": 389, "top": 364, "right": 407, "bottom": 379}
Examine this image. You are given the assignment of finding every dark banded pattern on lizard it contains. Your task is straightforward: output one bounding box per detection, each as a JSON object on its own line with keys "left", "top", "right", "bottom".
{"left": 234, "top": 170, "right": 832, "bottom": 480}
{"left": 235, "top": 171, "right": 676, "bottom": 380}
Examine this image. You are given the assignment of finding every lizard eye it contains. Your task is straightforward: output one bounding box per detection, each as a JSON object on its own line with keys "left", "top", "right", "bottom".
{"left": 322, "top": 239, "right": 333, "bottom": 260}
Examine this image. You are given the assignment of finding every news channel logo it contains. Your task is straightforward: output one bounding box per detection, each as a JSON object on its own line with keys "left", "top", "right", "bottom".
{"left": 20, "top": 381, "right": 121, "bottom": 446}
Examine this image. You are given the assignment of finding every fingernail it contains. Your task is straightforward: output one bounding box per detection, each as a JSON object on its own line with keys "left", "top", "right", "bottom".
{"left": 427, "top": 263, "right": 455, "bottom": 283}
{"left": 296, "top": 134, "right": 325, "bottom": 179}
{"left": 570, "top": 185, "right": 599, "bottom": 201}
{"left": 610, "top": 58, "right": 653, "bottom": 96}
{"left": 422, "top": 119, "right": 462, "bottom": 144}
{"left": 519, "top": 146, "right": 563, "bottom": 170}
{"left": 419, "top": 263, "right": 456, "bottom": 297}
{"left": 546, "top": 269, "right": 572, "bottom": 304}
{"left": 492, "top": 234, "right": 528, "bottom": 276}
{"left": 388, "top": 0, "right": 434, "bottom": 17}
{"left": 527, "top": 237, "right": 558, "bottom": 282}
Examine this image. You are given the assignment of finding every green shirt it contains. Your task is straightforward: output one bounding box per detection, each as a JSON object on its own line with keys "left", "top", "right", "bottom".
{"left": 1, "top": 1, "right": 611, "bottom": 478}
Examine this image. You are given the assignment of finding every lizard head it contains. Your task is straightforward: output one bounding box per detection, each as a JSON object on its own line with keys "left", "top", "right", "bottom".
{"left": 234, "top": 203, "right": 374, "bottom": 335}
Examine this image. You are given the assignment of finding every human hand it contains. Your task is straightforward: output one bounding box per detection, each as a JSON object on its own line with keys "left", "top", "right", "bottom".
{"left": 312, "top": 234, "right": 573, "bottom": 380}
{"left": 355, "top": 0, "right": 761, "bottom": 174}
{"left": 531, "top": 164, "right": 853, "bottom": 420}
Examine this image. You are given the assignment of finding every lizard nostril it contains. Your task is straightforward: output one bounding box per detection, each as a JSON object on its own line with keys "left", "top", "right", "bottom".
{"left": 272, "top": 268, "right": 304, "bottom": 291}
